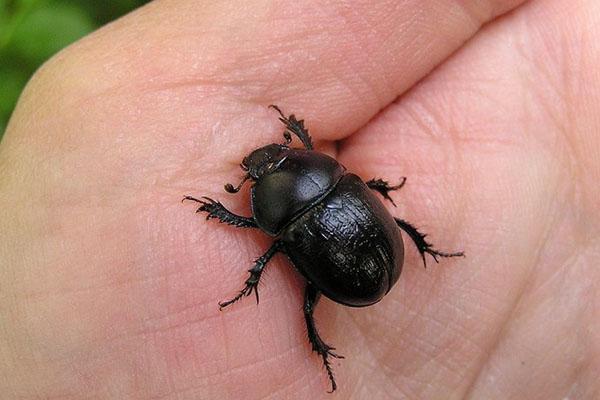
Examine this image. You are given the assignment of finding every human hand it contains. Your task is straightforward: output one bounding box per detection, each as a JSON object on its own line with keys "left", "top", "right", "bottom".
{"left": 1, "top": 0, "right": 599, "bottom": 398}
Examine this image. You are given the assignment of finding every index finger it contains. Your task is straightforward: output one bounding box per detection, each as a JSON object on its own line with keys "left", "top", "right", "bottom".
{"left": 5, "top": 0, "right": 528, "bottom": 152}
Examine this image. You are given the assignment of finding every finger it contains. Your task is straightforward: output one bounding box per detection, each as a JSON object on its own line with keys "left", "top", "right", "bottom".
{"left": 338, "top": 0, "right": 600, "bottom": 397}
{"left": 4, "top": 0, "right": 529, "bottom": 155}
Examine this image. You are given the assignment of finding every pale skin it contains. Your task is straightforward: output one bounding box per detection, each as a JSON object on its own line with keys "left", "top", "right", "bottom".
{"left": 1, "top": 0, "right": 600, "bottom": 398}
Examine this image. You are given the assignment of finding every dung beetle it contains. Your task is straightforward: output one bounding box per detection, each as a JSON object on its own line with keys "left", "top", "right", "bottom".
{"left": 183, "top": 105, "right": 464, "bottom": 392}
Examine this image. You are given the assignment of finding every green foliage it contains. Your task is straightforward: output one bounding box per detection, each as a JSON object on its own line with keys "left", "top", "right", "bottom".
{"left": 8, "top": 3, "right": 95, "bottom": 65}
{"left": 0, "top": 0, "right": 148, "bottom": 138}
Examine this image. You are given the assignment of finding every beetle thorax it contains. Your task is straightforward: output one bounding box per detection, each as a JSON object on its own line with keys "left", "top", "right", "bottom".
{"left": 250, "top": 149, "right": 346, "bottom": 236}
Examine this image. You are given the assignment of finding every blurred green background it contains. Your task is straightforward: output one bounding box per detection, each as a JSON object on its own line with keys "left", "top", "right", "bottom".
{"left": 0, "top": 0, "right": 149, "bottom": 139}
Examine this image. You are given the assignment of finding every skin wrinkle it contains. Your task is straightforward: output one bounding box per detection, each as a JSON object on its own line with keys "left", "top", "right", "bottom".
{"left": 153, "top": 330, "right": 177, "bottom": 399}
{"left": 19, "top": 259, "right": 180, "bottom": 303}
{"left": 260, "top": 360, "right": 312, "bottom": 400}
{"left": 461, "top": 187, "right": 561, "bottom": 398}
{"left": 405, "top": 304, "right": 484, "bottom": 383}
{"left": 558, "top": 59, "right": 598, "bottom": 236}
{"left": 157, "top": 5, "right": 356, "bottom": 111}
{"left": 162, "top": 342, "right": 306, "bottom": 399}
{"left": 344, "top": 308, "right": 417, "bottom": 399}
{"left": 345, "top": 372, "right": 364, "bottom": 400}
{"left": 346, "top": 304, "right": 426, "bottom": 398}
{"left": 329, "top": 3, "right": 392, "bottom": 107}
{"left": 488, "top": 33, "right": 576, "bottom": 388}
{"left": 518, "top": 338, "right": 580, "bottom": 397}
{"left": 525, "top": 69, "right": 569, "bottom": 151}
{"left": 465, "top": 208, "right": 582, "bottom": 396}
{"left": 135, "top": 300, "right": 224, "bottom": 338}
{"left": 524, "top": 240, "right": 582, "bottom": 304}
{"left": 227, "top": 346, "right": 304, "bottom": 392}
{"left": 32, "top": 247, "right": 195, "bottom": 320}
{"left": 218, "top": 318, "right": 302, "bottom": 372}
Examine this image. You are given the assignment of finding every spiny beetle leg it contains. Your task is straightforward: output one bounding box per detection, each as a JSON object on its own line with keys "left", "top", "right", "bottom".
{"left": 269, "top": 105, "right": 314, "bottom": 150}
{"left": 218, "top": 241, "right": 284, "bottom": 309}
{"left": 366, "top": 177, "right": 407, "bottom": 207}
{"left": 182, "top": 195, "right": 257, "bottom": 228}
{"left": 304, "top": 284, "right": 344, "bottom": 393}
{"left": 395, "top": 218, "right": 464, "bottom": 268}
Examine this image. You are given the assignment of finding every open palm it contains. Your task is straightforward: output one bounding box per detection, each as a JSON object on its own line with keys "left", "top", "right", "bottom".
{"left": 1, "top": 0, "right": 599, "bottom": 399}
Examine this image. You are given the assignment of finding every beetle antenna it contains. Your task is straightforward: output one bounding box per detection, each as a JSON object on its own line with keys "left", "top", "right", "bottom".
{"left": 224, "top": 174, "right": 250, "bottom": 193}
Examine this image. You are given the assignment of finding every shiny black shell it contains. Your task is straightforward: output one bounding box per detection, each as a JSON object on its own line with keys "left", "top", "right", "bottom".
{"left": 251, "top": 149, "right": 345, "bottom": 236}
{"left": 281, "top": 174, "right": 404, "bottom": 306}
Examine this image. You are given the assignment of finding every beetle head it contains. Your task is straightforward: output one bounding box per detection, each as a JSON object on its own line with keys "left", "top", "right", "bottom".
{"left": 224, "top": 144, "right": 288, "bottom": 193}
{"left": 241, "top": 144, "right": 288, "bottom": 180}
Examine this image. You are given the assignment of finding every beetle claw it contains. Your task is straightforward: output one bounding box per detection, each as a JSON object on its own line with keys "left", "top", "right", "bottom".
{"left": 327, "top": 348, "right": 344, "bottom": 359}
{"left": 320, "top": 351, "right": 340, "bottom": 393}
{"left": 182, "top": 195, "right": 201, "bottom": 203}
{"left": 218, "top": 297, "right": 237, "bottom": 310}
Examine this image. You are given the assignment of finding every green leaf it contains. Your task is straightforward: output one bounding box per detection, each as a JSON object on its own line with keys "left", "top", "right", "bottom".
{"left": 73, "top": 0, "right": 148, "bottom": 25}
{"left": 0, "top": 0, "right": 148, "bottom": 139}
{"left": 8, "top": 3, "right": 95, "bottom": 65}
{"left": 0, "top": 1, "right": 7, "bottom": 27}
{"left": 0, "top": 66, "right": 28, "bottom": 138}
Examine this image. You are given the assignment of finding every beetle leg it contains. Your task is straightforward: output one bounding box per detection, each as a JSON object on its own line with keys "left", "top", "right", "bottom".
{"left": 218, "top": 240, "right": 284, "bottom": 309}
{"left": 304, "top": 284, "right": 344, "bottom": 393}
{"left": 182, "top": 196, "right": 257, "bottom": 228}
{"left": 269, "top": 105, "right": 314, "bottom": 150}
{"left": 394, "top": 218, "right": 465, "bottom": 268}
{"left": 366, "top": 177, "right": 407, "bottom": 207}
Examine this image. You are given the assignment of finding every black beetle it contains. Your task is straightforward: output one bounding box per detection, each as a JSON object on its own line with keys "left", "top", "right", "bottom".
{"left": 183, "top": 105, "right": 463, "bottom": 392}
